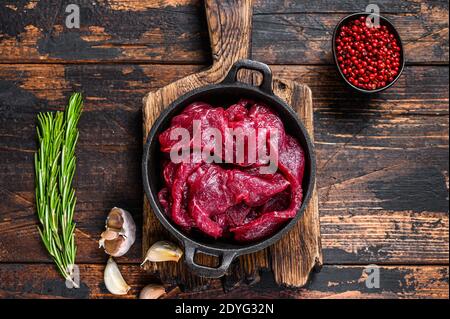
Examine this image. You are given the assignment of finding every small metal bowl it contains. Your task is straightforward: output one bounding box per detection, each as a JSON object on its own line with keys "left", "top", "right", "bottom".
{"left": 332, "top": 12, "right": 405, "bottom": 94}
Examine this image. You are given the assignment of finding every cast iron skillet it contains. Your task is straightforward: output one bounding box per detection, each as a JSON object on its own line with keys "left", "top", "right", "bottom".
{"left": 142, "top": 59, "right": 316, "bottom": 278}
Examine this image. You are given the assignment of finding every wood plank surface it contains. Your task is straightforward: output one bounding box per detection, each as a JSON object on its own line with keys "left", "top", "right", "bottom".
{"left": 0, "top": 0, "right": 447, "bottom": 64}
{"left": 0, "top": 263, "right": 447, "bottom": 299}
{"left": 0, "top": 64, "right": 447, "bottom": 264}
{"left": 0, "top": 0, "right": 448, "bottom": 299}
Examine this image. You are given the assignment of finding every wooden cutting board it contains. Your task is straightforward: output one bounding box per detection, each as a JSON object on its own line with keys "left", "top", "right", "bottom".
{"left": 142, "top": 0, "right": 322, "bottom": 291}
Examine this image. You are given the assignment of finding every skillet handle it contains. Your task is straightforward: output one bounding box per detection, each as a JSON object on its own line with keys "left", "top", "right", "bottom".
{"left": 184, "top": 242, "right": 237, "bottom": 278}
{"left": 221, "top": 59, "right": 274, "bottom": 95}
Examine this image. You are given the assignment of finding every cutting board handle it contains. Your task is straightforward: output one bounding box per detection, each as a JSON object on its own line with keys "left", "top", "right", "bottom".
{"left": 205, "top": 0, "right": 253, "bottom": 69}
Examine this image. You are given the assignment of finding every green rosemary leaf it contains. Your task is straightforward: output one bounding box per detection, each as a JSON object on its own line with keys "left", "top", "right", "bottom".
{"left": 35, "top": 93, "right": 83, "bottom": 285}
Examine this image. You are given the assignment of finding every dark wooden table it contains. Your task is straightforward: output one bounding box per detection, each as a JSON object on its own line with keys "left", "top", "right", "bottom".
{"left": 0, "top": 0, "right": 448, "bottom": 299}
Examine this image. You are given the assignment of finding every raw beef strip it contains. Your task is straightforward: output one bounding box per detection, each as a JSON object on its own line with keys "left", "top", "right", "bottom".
{"left": 159, "top": 102, "right": 211, "bottom": 152}
{"left": 170, "top": 162, "right": 201, "bottom": 228}
{"left": 162, "top": 160, "right": 177, "bottom": 188}
{"left": 230, "top": 135, "right": 305, "bottom": 241}
{"left": 260, "top": 189, "right": 291, "bottom": 213}
{"left": 225, "top": 99, "right": 251, "bottom": 122}
{"left": 159, "top": 102, "right": 227, "bottom": 157}
{"left": 157, "top": 187, "right": 172, "bottom": 215}
{"left": 248, "top": 103, "right": 285, "bottom": 166}
{"left": 224, "top": 203, "right": 252, "bottom": 227}
{"left": 230, "top": 212, "right": 288, "bottom": 242}
{"left": 188, "top": 165, "right": 235, "bottom": 238}
{"left": 227, "top": 169, "right": 289, "bottom": 207}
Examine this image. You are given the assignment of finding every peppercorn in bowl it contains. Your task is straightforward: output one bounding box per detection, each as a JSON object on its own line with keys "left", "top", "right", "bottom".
{"left": 332, "top": 12, "right": 405, "bottom": 93}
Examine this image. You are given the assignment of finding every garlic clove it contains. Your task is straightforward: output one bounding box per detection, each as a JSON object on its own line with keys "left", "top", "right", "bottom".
{"left": 139, "top": 284, "right": 166, "bottom": 299}
{"left": 141, "top": 240, "right": 183, "bottom": 266}
{"left": 104, "top": 257, "right": 131, "bottom": 295}
{"left": 101, "top": 228, "right": 120, "bottom": 241}
{"left": 107, "top": 209, "right": 124, "bottom": 229}
{"left": 103, "top": 235, "right": 127, "bottom": 254}
{"left": 99, "top": 207, "right": 136, "bottom": 257}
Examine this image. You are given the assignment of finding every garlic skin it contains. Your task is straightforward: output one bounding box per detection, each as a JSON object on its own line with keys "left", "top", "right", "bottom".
{"left": 141, "top": 240, "right": 183, "bottom": 266}
{"left": 104, "top": 257, "right": 131, "bottom": 295}
{"left": 99, "top": 207, "right": 136, "bottom": 257}
{"left": 139, "top": 284, "right": 166, "bottom": 299}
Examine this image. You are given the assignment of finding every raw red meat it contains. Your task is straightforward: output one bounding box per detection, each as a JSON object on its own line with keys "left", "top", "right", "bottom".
{"left": 227, "top": 169, "right": 289, "bottom": 207}
{"left": 170, "top": 162, "right": 200, "bottom": 228}
{"left": 226, "top": 99, "right": 251, "bottom": 122}
{"left": 229, "top": 135, "right": 305, "bottom": 241}
{"left": 223, "top": 203, "right": 253, "bottom": 227}
{"left": 159, "top": 102, "right": 210, "bottom": 152}
{"left": 188, "top": 165, "right": 234, "bottom": 238}
{"left": 158, "top": 99, "right": 306, "bottom": 242}
{"left": 159, "top": 102, "right": 227, "bottom": 156}
{"left": 224, "top": 100, "right": 283, "bottom": 167}
{"left": 260, "top": 189, "right": 291, "bottom": 213}
{"left": 157, "top": 187, "right": 171, "bottom": 215}
{"left": 230, "top": 212, "right": 288, "bottom": 242}
{"left": 162, "top": 160, "right": 177, "bottom": 188}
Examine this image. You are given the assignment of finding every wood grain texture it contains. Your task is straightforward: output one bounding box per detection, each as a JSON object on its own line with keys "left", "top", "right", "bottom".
{"left": 269, "top": 79, "right": 322, "bottom": 287}
{"left": 0, "top": 0, "right": 447, "bottom": 64}
{"left": 0, "top": 64, "right": 447, "bottom": 265}
{"left": 141, "top": 0, "right": 322, "bottom": 290}
{"left": 0, "top": 263, "right": 447, "bottom": 299}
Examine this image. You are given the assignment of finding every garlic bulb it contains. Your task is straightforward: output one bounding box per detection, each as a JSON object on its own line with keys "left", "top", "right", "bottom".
{"left": 141, "top": 240, "right": 183, "bottom": 266}
{"left": 104, "top": 257, "right": 131, "bottom": 295}
{"left": 99, "top": 207, "right": 136, "bottom": 257}
{"left": 139, "top": 284, "right": 166, "bottom": 299}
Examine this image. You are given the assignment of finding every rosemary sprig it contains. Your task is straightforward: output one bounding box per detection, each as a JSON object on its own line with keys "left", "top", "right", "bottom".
{"left": 35, "top": 93, "right": 83, "bottom": 287}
